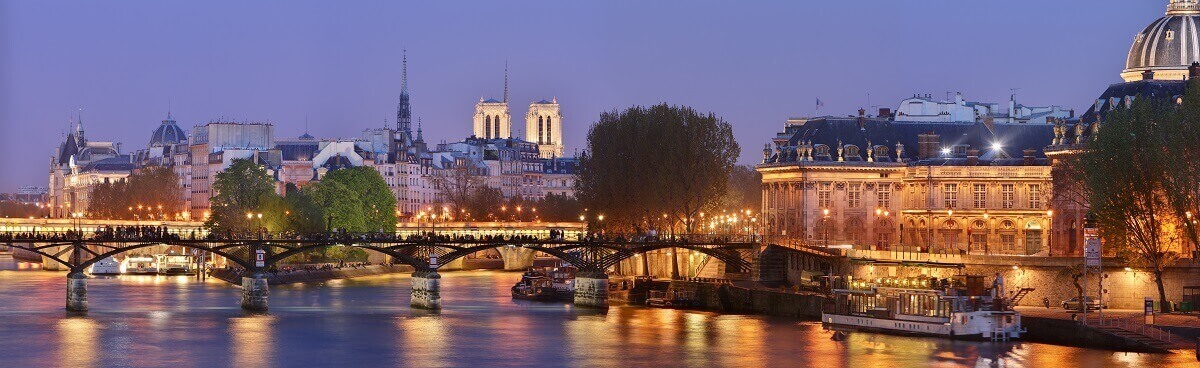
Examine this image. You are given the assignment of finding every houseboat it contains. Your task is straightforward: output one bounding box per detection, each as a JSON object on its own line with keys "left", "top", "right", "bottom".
{"left": 88, "top": 256, "right": 122, "bottom": 275}
{"left": 511, "top": 266, "right": 576, "bottom": 302}
{"left": 122, "top": 255, "right": 158, "bottom": 275}
{"left": 822, "top": 275, "right": 1024, "bottom": 341}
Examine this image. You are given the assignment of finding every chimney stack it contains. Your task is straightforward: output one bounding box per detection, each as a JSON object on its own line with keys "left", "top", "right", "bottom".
{"left": 1023, "top": 149, "right": 1037, "bottom": 165}
{"left": 1190, "top": 62, "right": 1200, "bottom": 79}
{"left": 878, "top": 108, "right": 893, "bottom": 119}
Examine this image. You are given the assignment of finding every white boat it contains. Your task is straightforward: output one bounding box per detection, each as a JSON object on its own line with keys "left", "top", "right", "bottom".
{"left": 155, "top": 254, "right": 195, "bottom": 275}
{"left": 89, "top": 256, "right": 122, "bottom": 275}
{"left": 123, "top": 255, "right": 158, "bottom": 274}
{"left": 823, "top": 275, "right": 1025, "bottom": 341}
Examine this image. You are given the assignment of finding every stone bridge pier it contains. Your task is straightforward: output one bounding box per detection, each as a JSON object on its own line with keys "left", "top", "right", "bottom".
{"left": 496, "top": 246, "right": 535, "bottom": 271}
{"left": 410, "top": 270, "right": 442, "bottom": 310}
{"left": 66, "top": 273, "right": 88, "bottom": 312}
{"left": 241, "top": 274, "right": 269, "bottom": 311}
{"left": 573, "top": 271, "right": 609, "bottom": 308}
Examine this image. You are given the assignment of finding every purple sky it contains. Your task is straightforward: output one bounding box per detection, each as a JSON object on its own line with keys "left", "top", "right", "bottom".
{"left": 0, "top": 1, "right": 1164, "bottom": 192}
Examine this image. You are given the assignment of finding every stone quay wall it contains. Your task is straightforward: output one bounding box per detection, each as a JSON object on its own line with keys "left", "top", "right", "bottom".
{"left": 844, "top": 255, "right": 1200, "bottom": 309}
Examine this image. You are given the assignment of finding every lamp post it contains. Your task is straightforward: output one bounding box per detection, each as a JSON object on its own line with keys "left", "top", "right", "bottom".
{"left": 822, "top": 208, "right": 830, "bottom": 248}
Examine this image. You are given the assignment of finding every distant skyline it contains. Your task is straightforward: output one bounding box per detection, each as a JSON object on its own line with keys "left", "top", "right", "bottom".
{"left": 0, "top": 1, "right": 1165, "bottom": 192}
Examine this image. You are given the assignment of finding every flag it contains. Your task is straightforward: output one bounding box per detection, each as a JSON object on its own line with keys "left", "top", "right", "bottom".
{"left": 816, "top": 98, "right": 825, "bottom": 110}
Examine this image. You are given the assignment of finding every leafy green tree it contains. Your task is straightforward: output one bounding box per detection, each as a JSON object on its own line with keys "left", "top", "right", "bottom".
{"left": 306, "top": 180, "right": 366, "bottom": 232}
{"left": 321, "top": 166, "right": 397, "bottom": 231}
{"left": 206, "top": 158, "right": 278, "bottom": 231}
{"left": 283, "top": 183, "right": 324, "bottom": 232}
{"left": 1079, "top": 97, "right": 1182, "bottom": 309}
{"left": 576, "top": 104, "right": 740, "bottom": 233}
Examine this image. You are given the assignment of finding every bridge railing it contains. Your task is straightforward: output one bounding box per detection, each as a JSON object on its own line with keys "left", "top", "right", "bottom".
{"left": 0, "top": 228, "right": 762, "bottom": 245}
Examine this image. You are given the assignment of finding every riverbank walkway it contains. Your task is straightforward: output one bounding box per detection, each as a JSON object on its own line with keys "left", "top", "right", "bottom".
{"left": 1016, "top": 306, "right": 1197, "bottom": 351}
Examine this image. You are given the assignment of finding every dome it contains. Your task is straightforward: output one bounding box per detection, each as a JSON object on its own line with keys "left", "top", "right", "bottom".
{"left": 1123, "top": 0, "right": 1200, "bottom": 82}
{"left": 149, "top": 115, "right": 187, "bottom": 146}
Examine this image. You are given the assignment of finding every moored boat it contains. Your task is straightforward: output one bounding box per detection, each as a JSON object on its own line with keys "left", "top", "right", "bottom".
{"left": 89, "top": 256, "right": 122, "bottom": 275}
{"left": 155, "top": 254, "right": 195, "bottom": 275}
{"left": 123, "top": 255, "right": 158, "bottom": 275}
{"left": 822, "top": 275, "right": 1025, "bottom": 341}
{"left": 512, "top": 266, "right": 576, "bottom": 302}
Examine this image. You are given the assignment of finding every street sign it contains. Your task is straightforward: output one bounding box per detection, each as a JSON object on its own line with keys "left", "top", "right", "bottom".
{"left": 255, "top": 249, "right": 265, "bottom": 268}
{"left": 1084, "top": 228, "right": 1101, "bottom": 267}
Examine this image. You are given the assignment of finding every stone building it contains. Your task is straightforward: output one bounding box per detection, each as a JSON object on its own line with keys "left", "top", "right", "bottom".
{"left": 47, "top": 113, "right": 130, "bottom": 218}
{"left": 758, "top": 114, "right": 1056, "bottom": 256}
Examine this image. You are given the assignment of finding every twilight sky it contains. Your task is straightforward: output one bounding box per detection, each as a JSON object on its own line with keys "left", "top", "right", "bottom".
{"left": 0, "top": 1, "right": 1164, "bottom": 192}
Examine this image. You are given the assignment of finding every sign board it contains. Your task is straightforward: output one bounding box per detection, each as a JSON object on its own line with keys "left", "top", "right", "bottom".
{"left": 255, "top": 249, "right": 265, "bottom": 268}
{"left": 1145, "top": 297, "right": 1154, "bottom": 315}
{"left": 1084, "top": 228, "right": 1101, "bottom": 267}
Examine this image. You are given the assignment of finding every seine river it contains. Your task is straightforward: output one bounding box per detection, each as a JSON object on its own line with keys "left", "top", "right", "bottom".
{"left": 0, "top": 259, "right": 1193, "bottom": 368}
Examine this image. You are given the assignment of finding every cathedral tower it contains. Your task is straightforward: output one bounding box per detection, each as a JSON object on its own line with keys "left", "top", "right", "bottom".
{"left": 473, "top": 65, "right": 511, "bottom": 139}
{"left": 526, "top": 98, "right": 563, "bottom": 158}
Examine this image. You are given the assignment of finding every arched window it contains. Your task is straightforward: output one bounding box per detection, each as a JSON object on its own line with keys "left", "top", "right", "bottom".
{"left": 546, "top": 116, "right": 553, "bottom": 144}
{"left": 538, "top": 116, "right": 545, "bottom": 144}
{"left": 485, "top": 116, "right": 493, "bottom": 138}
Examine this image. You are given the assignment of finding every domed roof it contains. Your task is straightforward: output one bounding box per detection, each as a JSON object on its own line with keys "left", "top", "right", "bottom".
{"left": 1124, "top": 1, "right": 1200, "bottom": 81}
{"left": 149, "top": 114, "right": 187, "bottom": 146}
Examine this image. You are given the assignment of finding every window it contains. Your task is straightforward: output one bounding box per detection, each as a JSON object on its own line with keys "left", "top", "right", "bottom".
{"left": 1001, "top": 234, "right": 1016, "bottom": 252}
{"left": 848, "top": 183, "right": 862, "bottom": 208}
{"left": 1001, "top": 184, "right": 1015, "bottom": 209}
{"left": 943, "top": 183, "right": 958, "bottom": 209}
{"left": 1028, "top": 184, "right": 1042, "bottom": 208}
{"left": 818, "top": 182, "right": 832, "bottom": 208}
{"left": 877, "top": 184, "right": 892, "bottom": 208}
{"left": 973, "top": 184, "right": 987, "bottom": 208}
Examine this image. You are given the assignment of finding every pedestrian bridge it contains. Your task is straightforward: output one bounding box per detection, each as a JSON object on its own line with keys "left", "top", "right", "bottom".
{"left": 0, "top": 229, "right": 758, "bottom": 312}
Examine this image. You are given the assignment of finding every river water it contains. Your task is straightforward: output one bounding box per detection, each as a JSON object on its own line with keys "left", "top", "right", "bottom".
{"left": 0, "top": 258, "right": 1194, "bottom": 368}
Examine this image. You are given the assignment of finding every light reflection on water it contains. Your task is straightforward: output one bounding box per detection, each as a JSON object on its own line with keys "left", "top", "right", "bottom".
{"left": 0, "top": 266, "right": 1194, "bottom": 368}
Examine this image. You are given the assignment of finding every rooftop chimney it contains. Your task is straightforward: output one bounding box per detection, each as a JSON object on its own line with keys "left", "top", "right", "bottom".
{"left": 1023, "top": 149, "right": 1037, "bottom": 165}
{"left": 1190, "top": 62, "right": 1200, "bottom": 79}
{"left": 1143, "top": 70, "right": 1156, "bottom": 80}
{"left": 966, "top": 148, "right": 980, "bottom": 165}
{"left": 878, "top": 108, "right": 892, "bottom": 119}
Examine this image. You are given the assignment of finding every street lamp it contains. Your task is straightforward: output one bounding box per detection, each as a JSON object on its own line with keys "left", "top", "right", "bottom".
{"left": 822, "top": 208, "right": 830, "bottom": 247}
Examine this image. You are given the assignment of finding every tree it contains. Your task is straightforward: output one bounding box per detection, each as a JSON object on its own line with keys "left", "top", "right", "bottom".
{"left": 87, "top": 166, "right": 181, "bottom": 220}
{"left": 430, "top": 163, "right": 485, "bottom": 213}
{"left": 465, "top": 186, "right": 505, "bottom": 221}
{"left": 1057, "top": 264, "right": 1088, "bottom": 313}
{"left": 1079, "top": 97, "right": 1183, "bottom": 309}
{"left": 321, "top": 167, "right": 397, "bottom": 232}
{"left": 306, "top": 180, "right": 366, "bottom": 232}
{"left": 536, "top": 193, "right": 583, "bottom": 222}
{"left": 1162, "top": 79, "right": 1200, "bottom": 259}
{"left": 724, "top": 164, "right": 762, "bottom": 212}
{"left": 206, "top": 159, "right": 278, "bottom": 232}
{"left": 576, "top": 104, "right": 740, "bottom": 233}
{"left": 283, "top": 183, "right": 323, "bottom": 232}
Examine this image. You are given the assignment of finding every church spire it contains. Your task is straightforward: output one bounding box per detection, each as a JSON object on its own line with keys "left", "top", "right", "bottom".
{"left": 503, "top": 61, "right": 509, "bottom": 103}
{"left": 416, "top": 118, "right": 424, "bottom": 142}
{"left": 396, "top": 49, "right": 413, "bottom": 134}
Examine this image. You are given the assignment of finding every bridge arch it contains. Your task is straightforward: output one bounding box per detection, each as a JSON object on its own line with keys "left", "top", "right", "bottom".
{"left": 263, "top": 242, "right": 433, "bottom": 271}
{"left": 71, "top": 241, "right": 256, "bottom": 273}
{"left": 595, "top": 244, "right": 751, "bottom": 272}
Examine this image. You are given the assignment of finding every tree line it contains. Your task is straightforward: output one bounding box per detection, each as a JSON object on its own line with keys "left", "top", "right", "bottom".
{"left": 87, "top": 166, "right": 183, "bottom": 220}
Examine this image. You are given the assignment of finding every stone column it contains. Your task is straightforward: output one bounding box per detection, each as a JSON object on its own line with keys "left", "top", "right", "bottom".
{"left": 66, "top": 273, "right": 88, "bottom": 312}
{"left": 410, "top": 270, "right": 442, "bottom": 310}
{"left": 573, "top": 271, "right": 609, "bottom": 308}
{"left": 497, "top": 246, "right": 535, "bottom": 271}
{"left": 240, "top": 274, "right": 269, "bottom": 311}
